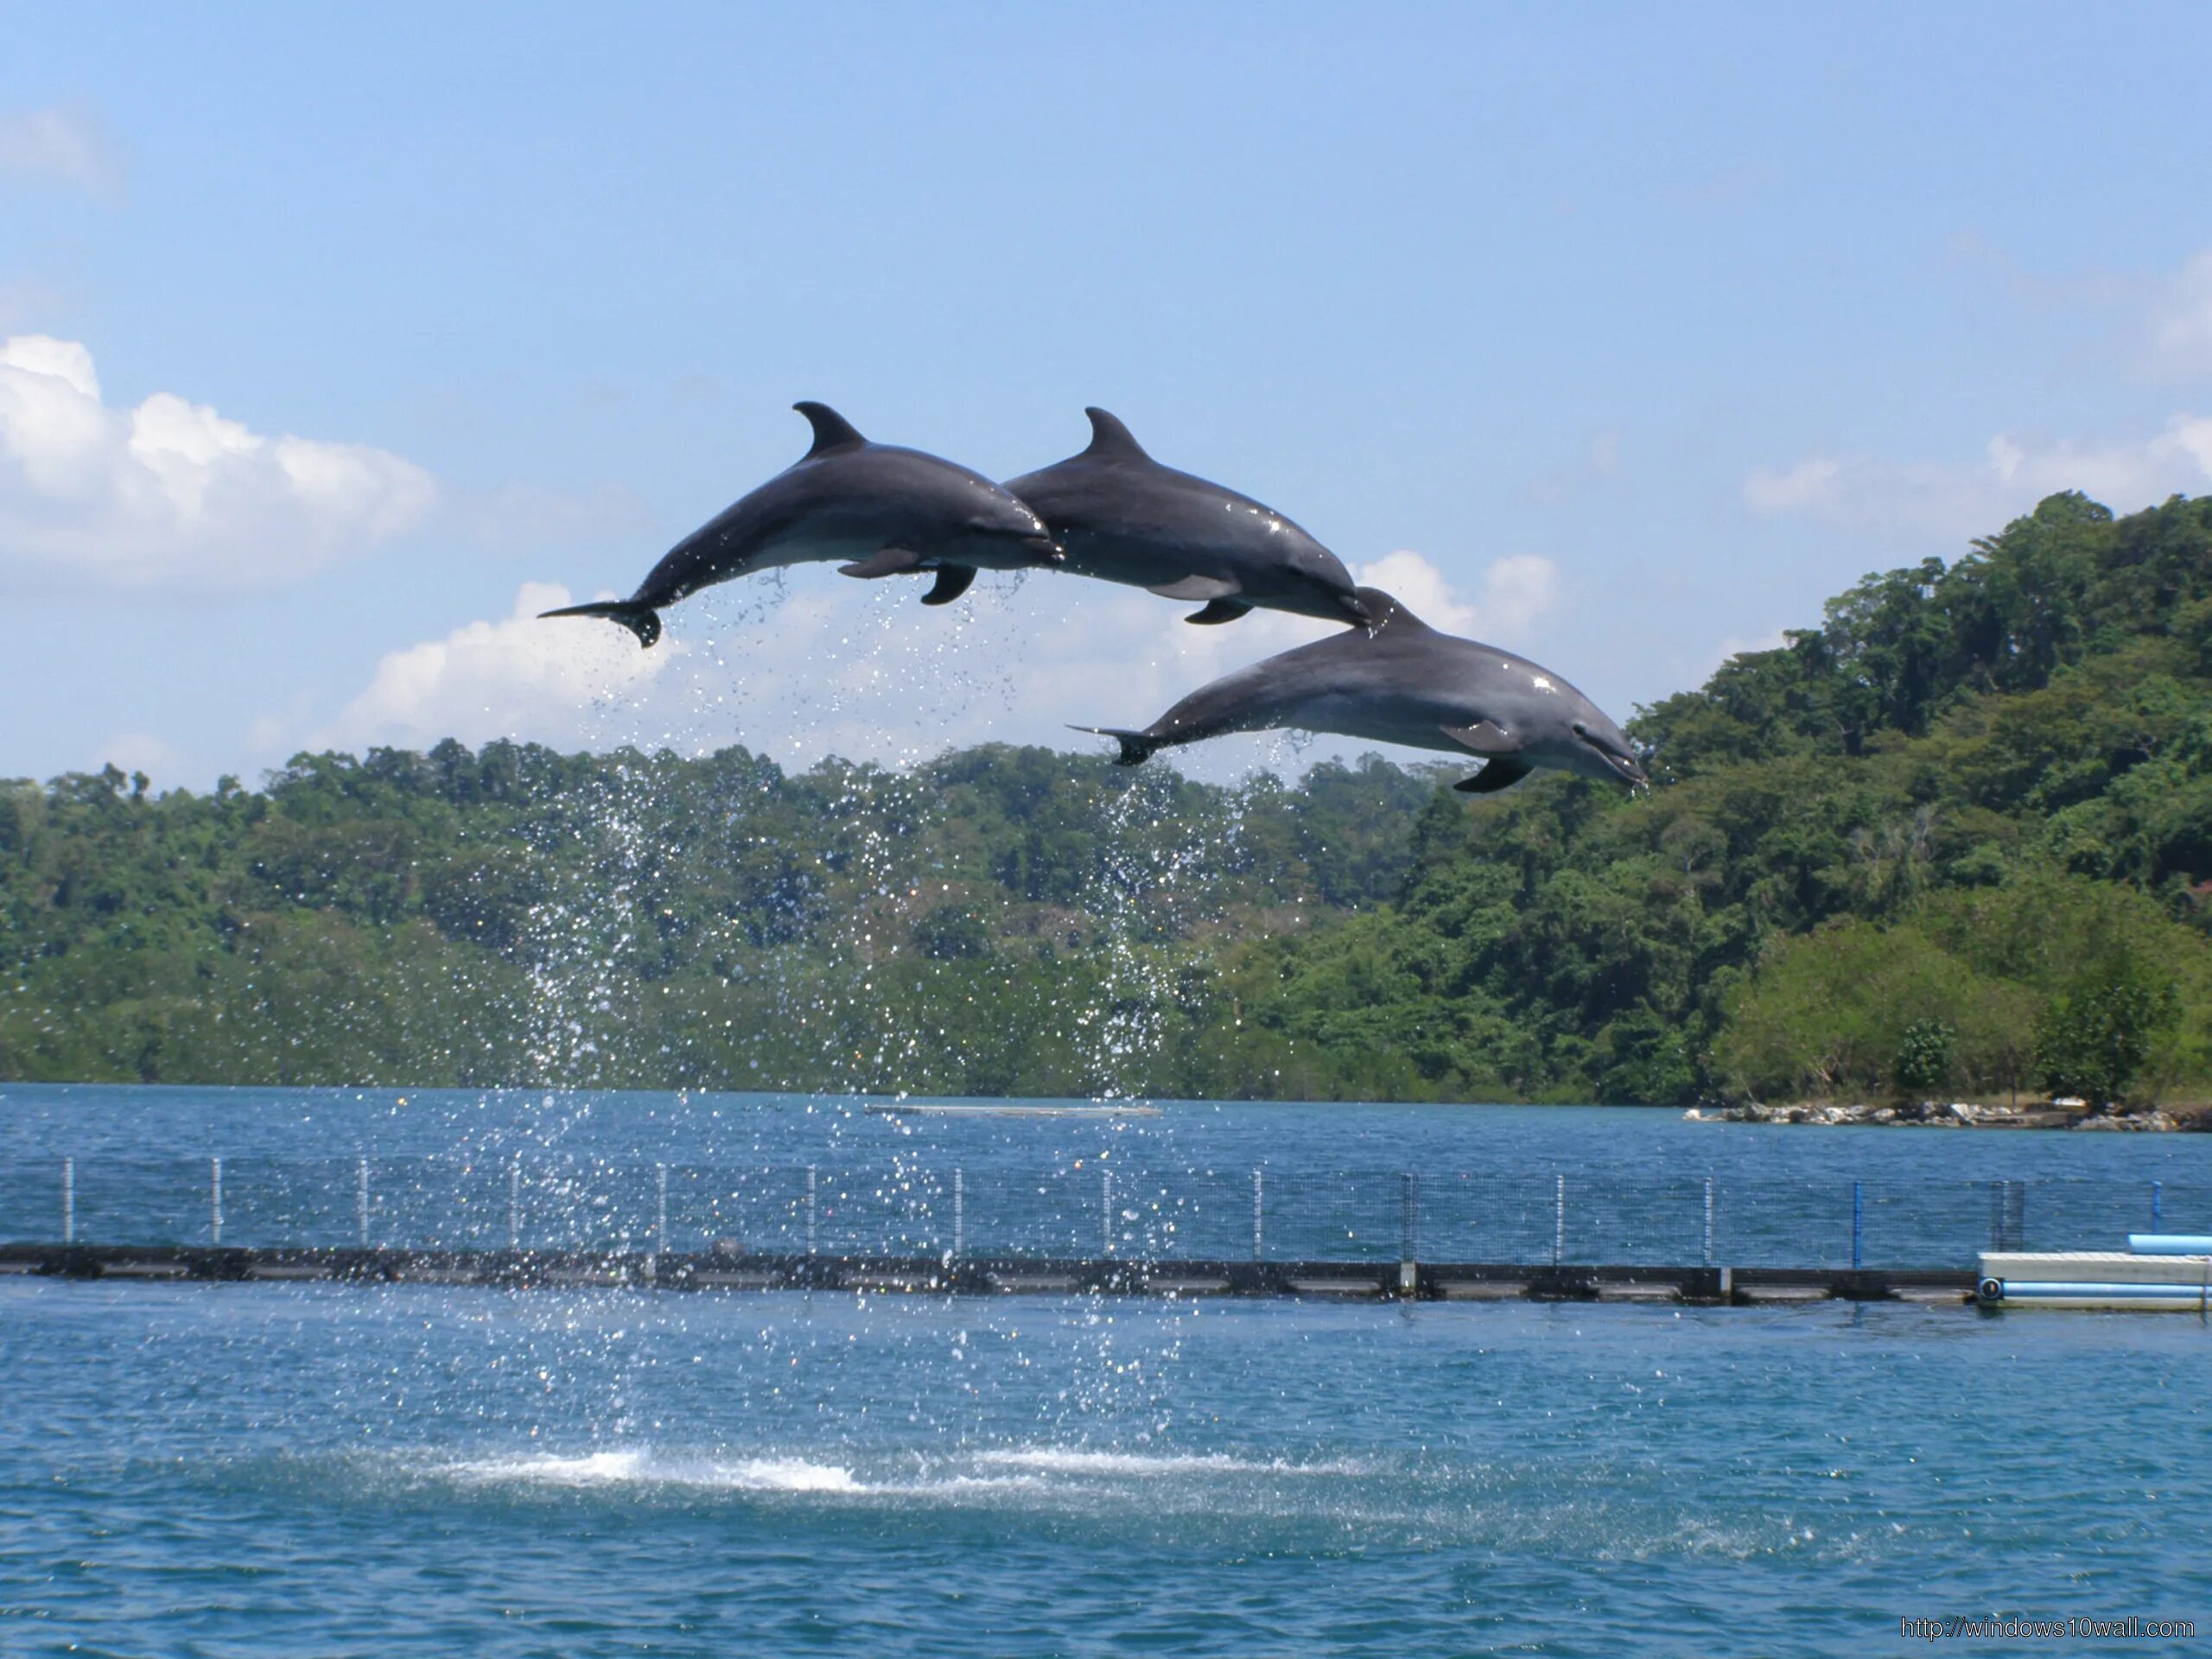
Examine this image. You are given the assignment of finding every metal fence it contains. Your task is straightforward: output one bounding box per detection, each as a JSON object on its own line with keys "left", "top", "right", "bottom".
{"left": 10, "top": 1156, "right": 2210, "bottom": 1269}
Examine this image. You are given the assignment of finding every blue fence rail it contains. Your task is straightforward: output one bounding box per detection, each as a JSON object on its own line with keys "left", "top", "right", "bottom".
{"left": 10, "top": 1157, "right": 2209, "bottom": 1269}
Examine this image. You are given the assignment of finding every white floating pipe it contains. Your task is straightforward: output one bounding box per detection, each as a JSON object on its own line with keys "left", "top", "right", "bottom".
{"left": 1996, "top": 1281, "right": 2210, "bottom": 1297}
{"left": 2127, "top": 1235, "right": 2212, "bottom": 1255}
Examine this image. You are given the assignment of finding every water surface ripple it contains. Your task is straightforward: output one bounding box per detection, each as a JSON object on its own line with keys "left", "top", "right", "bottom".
{"left": 2, "top": 1087, "right": 2208, "bottom": 1654}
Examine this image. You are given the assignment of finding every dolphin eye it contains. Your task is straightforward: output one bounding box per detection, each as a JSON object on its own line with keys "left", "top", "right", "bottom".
{"left": 1572, "top": 721, "right": 1589, "bottom": 739}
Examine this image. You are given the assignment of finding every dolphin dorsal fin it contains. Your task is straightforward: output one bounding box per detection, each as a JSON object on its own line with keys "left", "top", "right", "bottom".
{"left": 794, "top": 402, "right": 868, "bottom": 457}
{"left": 1355, "top": 587, "right": 1428, "bottom": 631}
{"left": 1082, "top": 407, "right": 1151, "bottom": 461}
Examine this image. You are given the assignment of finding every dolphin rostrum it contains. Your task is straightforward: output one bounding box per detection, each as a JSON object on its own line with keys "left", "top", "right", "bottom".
{"left": 543, "top": 403, "right": 1063, "bottom": 646}
{"left": 1005, "top": 408, "right": 1372, "bottom": 627}
{"left": 1074, "top": 587, "right": 1647, "bottom": 792}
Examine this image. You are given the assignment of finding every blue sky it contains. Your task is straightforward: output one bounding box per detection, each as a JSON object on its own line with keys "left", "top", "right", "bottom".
{"left": 4, "top": 4, "right": 2210, "bottom": 787}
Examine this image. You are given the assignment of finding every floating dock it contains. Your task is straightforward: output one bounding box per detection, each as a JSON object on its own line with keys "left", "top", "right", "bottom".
{"left": 1978, "top": 1241, "right": 2212, "bottom": 1313}
{"left": 861, "top": 1103, "right": 1162, "bottom": 1118}
{"left": 0, "top": 1243, "right": 1973, "bottom": 1305}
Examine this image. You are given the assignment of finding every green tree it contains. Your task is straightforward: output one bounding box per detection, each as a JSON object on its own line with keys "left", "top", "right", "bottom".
{"left": 2035, "top": 965, "right": 2179, "bottom": 1107}
{"left": 1893, "top": 1019, "right": 1955, "bottom": 1097}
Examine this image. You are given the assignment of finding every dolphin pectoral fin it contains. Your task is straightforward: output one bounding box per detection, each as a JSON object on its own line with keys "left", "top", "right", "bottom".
{"left": 838, "top": 547, "right": 925, "bottom": 580}
{"left": 1068, "top": 724, "right": 1156, "bottom": 766}
{"left": 1454, "top": 760, "right": 1533, "bottom": 794}
{"left": 538, "top": 600, "right": 663, "bottom": 649}
{"left": 1147, "top": 575, "right": 1241, "bottom": 602}
{"left": 1441, "top": 721, "right": 1524, "bottom": 756}
{"left": 920, "top": 565, "right": 976, "bottom": 607}
{"left": 1185, "top": 598, "right": 1254, "bottom": 626}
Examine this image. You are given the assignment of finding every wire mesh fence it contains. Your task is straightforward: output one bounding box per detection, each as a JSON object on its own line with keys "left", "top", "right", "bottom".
{"left": 6, "top": 1155, "right": 2209, "bottom": 1268}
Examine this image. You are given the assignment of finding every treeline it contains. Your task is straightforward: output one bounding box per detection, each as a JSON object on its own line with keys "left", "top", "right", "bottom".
{"left": 3, "top": 491, "right": 2210, "bottom": 1105}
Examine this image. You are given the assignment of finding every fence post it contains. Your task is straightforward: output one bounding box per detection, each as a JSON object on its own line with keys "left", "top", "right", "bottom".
{"left": 211, "top": 1157, "right": 223, "bottom": 1247}
{"left": 1702, "top": 1174, "right": 1714, "bottom": 1268}
{"left": 509, "top": 1160, "right": 522, "bottom": 1250}
{"left": 357, "top": 1159, "right": 370, "bottom": 1249}
{"left": 805, "top": 1166, "right": 818, "bottom": 1257}
{"left": 1252, "top": 1168, "right": 1264, "bottom": 1262}
{"left": 1399, "top": 1173, "right": 1420, "bottom": 1298}
{"left": 1552, "top": 1174, "right": 1566, "bottom": 1267}
{"left": 952, "top": 1168, "right": 965, "bottom": 1262}
{"left": 655, "top": 1163, "right": 669, "bottom": 1259}
{"left": 1988, "top": 1180, "right": 2004, "bottom": 1251}
{"left": 1102, "top": 1168, "right": 1115, "bottom": 1256}
{"left": 2152, "top": 1179, "right": 2164, "bottom": 1231}
{"left": 1851, "top": 1179, "right": 1864, "bottom": 1270}
{"left": 62, "top": 1157, "right": 74, "bottom": 1246}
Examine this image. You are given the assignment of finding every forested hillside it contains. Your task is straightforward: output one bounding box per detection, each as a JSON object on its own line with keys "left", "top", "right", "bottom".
{"left": 6, "top": 492, "right": 2210, "bottom": 1106}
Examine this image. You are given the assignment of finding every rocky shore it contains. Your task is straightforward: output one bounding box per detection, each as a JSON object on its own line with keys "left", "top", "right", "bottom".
{"left": 1682, "top": 1100, "right": 2200, "bottom": 1131}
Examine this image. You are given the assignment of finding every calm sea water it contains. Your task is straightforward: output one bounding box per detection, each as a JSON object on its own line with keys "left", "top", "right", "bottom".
{"left": 4, "top": 1084, "right": 2210, "bottom": 1265}
{"left": 3, "top": 1086, "right": 2209, "bottom": 1655}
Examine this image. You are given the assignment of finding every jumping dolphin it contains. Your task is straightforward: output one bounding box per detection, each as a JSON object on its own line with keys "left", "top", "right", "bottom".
{"left": 1074, "top": 588, "right": 1647, "bottom": 792}
{"left": 542, "top": 403, "right": 1062, "bottom": 646}
{"left": 1004, "top": 409, "right": 1372, "bottom": 627}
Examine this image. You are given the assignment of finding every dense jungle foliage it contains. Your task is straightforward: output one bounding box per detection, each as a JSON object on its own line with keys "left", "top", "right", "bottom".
{"left": 5, "top": 491, "right": 2210, "bottom": 1106}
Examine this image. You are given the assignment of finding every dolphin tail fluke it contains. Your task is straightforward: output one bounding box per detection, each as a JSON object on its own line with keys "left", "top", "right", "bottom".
{"left": 1067, "top": 724, "right": 1156, "bottom": 767}
{"left": 539, "top": 600, "right": 663, "bottom": 649}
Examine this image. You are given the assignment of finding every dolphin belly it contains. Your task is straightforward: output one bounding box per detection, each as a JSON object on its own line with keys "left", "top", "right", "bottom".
{"left": 1052, "top": 528, "right": 1229, "bottom": 592}
{"left": 1277, "top": 692, "right": 1468, "bottom": 754}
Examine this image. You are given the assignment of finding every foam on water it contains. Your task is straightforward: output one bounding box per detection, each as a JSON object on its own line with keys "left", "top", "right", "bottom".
{"left": 971, "top": 1446, "right": 1364, "bottom": 1477}
{"left": 441, "top": 1441, "right": 1363, "bottom": 1500}
{"left": 451, "top": 1449, "right": 862, "bottom": 1492}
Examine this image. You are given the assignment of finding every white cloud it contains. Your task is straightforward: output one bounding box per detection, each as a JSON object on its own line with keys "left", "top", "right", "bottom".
{"left": 273, "top": 550, "right": 1562, "bottom": 778}
{"left": 1742, "top": 456, "right": 1842, "bottom": 516}
{"left": 1358, "top": 550, "right": 1482, "bottom": 633}
{"left": 0, "top": 334, "right": 437, "bottom": 593}
{"left": 1473, "top": 552, "right": 1562, "bottom": 637}
{"left": 296, "top": 582, "right": 679, "bottom": 756}
{"left": 2149, "top": 250, "right": 2212, "bottom": 379}
{"left": 0, "top": 103, "right": 122, "bottom": 195}
{"left": 1354, "top": 549, "right": 1557, "bottom": 639}
{"left": 1744, "top": 417, "right": 2212, "bottom": 541}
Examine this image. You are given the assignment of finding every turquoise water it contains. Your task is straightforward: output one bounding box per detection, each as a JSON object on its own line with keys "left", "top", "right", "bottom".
{"left": 3, "top": 1087, "right": 2209, "bottom": 1654}
{"left": 4, "top": 1283, "right": 2208, "bottom": 1656}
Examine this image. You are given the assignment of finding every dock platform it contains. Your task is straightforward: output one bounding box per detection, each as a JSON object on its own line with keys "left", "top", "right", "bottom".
{"left": 0, "top": 1243, "right": 1974, "bottom": 1305}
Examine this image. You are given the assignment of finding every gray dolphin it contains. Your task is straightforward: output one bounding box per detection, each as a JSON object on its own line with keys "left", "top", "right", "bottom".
{"left": 1005, "top": 408, "right": 1372, "bottom": 627}
{"left": 543, "top": 403, "right": 1062, "bottom": 647}
{"left": 1074, "top": 587, "right": 1647, "bottom": 792}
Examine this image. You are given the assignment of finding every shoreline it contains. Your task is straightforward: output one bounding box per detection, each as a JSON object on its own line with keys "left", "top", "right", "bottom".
{"left": 1685, "top": 1101, "right": 2207, "bottom": 1132}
